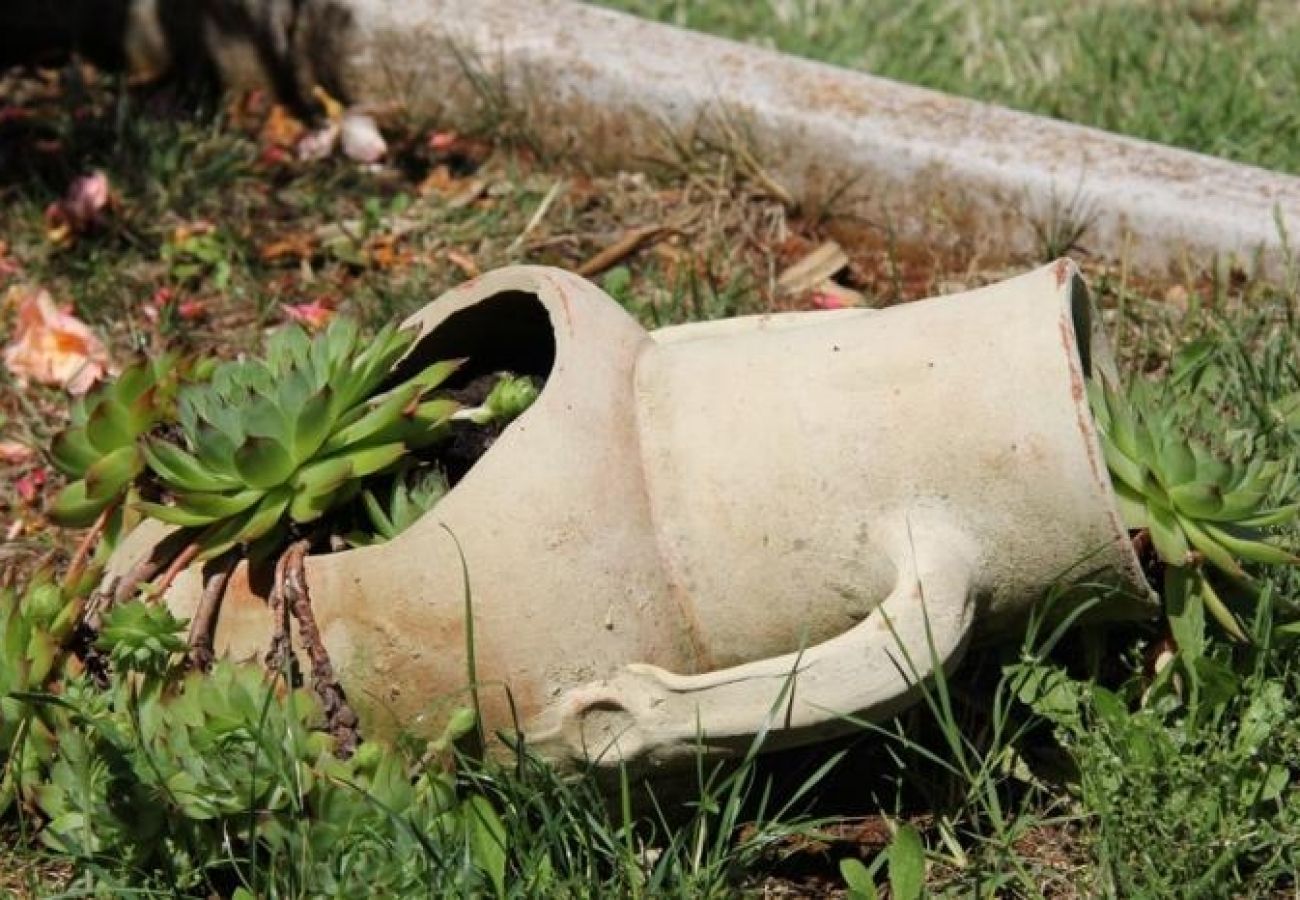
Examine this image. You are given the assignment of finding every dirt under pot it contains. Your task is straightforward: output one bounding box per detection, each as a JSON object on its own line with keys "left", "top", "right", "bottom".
{"left": 104, "top": 259, "right": 1157, "bottom": 775}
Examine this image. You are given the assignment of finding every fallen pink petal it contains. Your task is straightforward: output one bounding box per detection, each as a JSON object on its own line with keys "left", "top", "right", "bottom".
{"left": 0, "top": 440, "right": 36, "bottom": 465}
{"left": 178, "top": 299, "right": 208, "bottom": 321}
{"left": 297, "top": 122, "right": 341, "bottom": 161}
{"left": 0, "top": 241, "right": 21, "bottom": 278}
{"left": 281, "top": 300, "right": 335, "bottom": 330}
{"left": 2, "top": 285, "right": 113, "bottom": 394}
{"left": 15, "top": 467, "right": 46, "bottom": 505}
{"left": 809, "top": 290, "right": 849, "bottom": 310}
{"left": 428, "top": 130, "right": 458, "bottom": 152}
{"left": 63, "top": 171, "right": 110, "bottom": 229}
{"left": 341, "top": 111, "right": 387, "bottom": 163}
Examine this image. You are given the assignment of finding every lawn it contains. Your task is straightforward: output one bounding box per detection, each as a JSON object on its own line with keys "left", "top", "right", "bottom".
{"left": 595, "top": 0, "right": 1300, "bottom": 175}
{"left": 2, "top": 35, "right": 1300, "bottom": 898}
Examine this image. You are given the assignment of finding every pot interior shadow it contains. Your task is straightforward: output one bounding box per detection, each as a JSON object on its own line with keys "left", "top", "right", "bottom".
{"left": 390, "top": 290, "right": 557, "bottom": 391}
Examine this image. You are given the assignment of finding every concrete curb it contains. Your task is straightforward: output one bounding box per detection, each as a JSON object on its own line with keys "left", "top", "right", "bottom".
{"left": 348, "top": 0, "right": 1300, "bottom": 279}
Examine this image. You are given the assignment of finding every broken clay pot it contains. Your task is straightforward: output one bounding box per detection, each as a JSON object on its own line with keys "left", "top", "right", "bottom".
{"left": 106, "top": 260, "right": 1156, "bottom": 774}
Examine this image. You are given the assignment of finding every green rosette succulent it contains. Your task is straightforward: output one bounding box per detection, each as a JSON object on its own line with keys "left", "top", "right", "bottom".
{"left": 0, "top": 568, "right": 87, "bottom": 814}
{"left": 136, "top": 318, "right": 463, "bottom": 560}
{"left": 48, "top": 354, "right": 179, "bottom": 526}
{"left": 1089, "top": 379, "right": 1300, "bottom": 639}
{"left": 451, "top": 374, "right": 540, "bottom": 425}
{"left": 350, "top": 465, "right": 449, "bottom": 547}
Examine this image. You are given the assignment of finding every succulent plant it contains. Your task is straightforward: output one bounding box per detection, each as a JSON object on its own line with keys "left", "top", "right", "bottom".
{"left": 451, "top": 374, "right": 540, "bottom": 425}
{"left": 95, "top": 599, "right": 188, "bottom": 680}
{"left": 48, "top": 354, "right": 179, "bottom": 527}
{"left": 0, "top": 570, "right": 83, "bottom": 699}
{"left": 349, "top": 465, "right": 449, "bottom": 546}
{"left": 0, "top": 568, "right": 87, "bottom": 814}
{"left": 136, "top": 318, "right": 463, "bottom": 560}
{"left": 1089, "top": 379, "right": 1300, "bottom": 639}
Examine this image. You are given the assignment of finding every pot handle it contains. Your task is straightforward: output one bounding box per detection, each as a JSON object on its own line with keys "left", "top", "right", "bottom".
{"left": 533, "top": 511, "right": 978, "bottom": 770}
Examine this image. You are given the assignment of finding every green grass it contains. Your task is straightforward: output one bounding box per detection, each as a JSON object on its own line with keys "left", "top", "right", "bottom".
{"left": 594, "top": 0, "right": 1300, "bottom": 175}
{"left": 3, "top": 68, "right": 1300, "bottom": 896}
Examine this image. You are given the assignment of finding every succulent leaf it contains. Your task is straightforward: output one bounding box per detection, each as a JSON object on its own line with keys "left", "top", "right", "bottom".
{"left": 143, "top": 440, "right": 242, "bottom": 493}
{"left": 1199, "top": 574, "right": 1250, "bottom": 643}
{"left": 137, "top": 318, "right": 467, "bottom": 560}
{"left": 49, "top": 480, "right": 109, "bottom": 527}
{"left": 351, "top": 466, "right": 448, "bottom": 546}
{"left": 320, "top": 383, "right": 421, "bottom": 454}
{"left": 292, "top": 387, "right": 335, "bottom": 461}
{"left": 234, "top": 488, "right": 294, "bottom": 544}
{"left": 1090, "top": 377, "right": 1300, "bottom": 643}
{"left": 49, "top": 428, "right": 100, "bottom": 477}
{"left": 1156, "top": 439, "right": 1197, "bottom": 487}
{"left": 84, "top": 399, "right": 136, "bottom": 456}
{"left": 331, "top": 441, "right": 406, "bottom": 479}
{"left": 233, "top": 436, "right": 297, "bottom": 490}
{"left": 82, "top": 445, "right": 144, "bottom": 503}
{"left": 1168, "top": 482, "right": 1223, "bottom": 519}
{"left": 1148, "top": 504, "right": 1191, "bottom": 565}
{"left": 1200, "top": 522, "right": 1299, "bottom": 566}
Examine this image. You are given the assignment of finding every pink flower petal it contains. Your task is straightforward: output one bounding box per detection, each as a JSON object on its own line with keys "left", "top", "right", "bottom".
{"left": 16, "top": 467, "right": 46, "bottom": 505}
{"left": 341, "top": 112, "right": 387, "bottom": 163}
{"left": 297, "top": 122, "right": 340, "bottom": 161}
{"left": 809, "top": 290, "right": 849, "bottom": 310}
{"left": 0, "top": 440, "right": 35, "bottom": 465}
{"left": 178, "top": 299, "right": 208, "bottom": 321}
{"left": 281, "top": 300, "right": 334, "bottom": 330}
{"left": 428, "top": 131, "right": 458, "bottom": 152}
{"left": 2, "top": 285, "right": 112, "bottom": 394}
{"left": 63, "top": 171, "right": 110, "bottom": 229}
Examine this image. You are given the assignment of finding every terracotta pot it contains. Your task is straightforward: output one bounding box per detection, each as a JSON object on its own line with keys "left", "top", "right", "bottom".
{"left": 106, "top": 259, "right": 1154, "bottom": 773}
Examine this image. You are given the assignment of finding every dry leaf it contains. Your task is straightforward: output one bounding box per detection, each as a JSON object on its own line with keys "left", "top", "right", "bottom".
{"left": 365, "top": 234, "right": 412, "bottom": 270}
{"left": 260, "top": 233, "right": 318, "bottom": 264}
{"left": 446, "top": 249, "right": 480, "bottom": 278}
{"left": 261, "top": 104, "right": 307, "bottom": 149}
{"left": 2, "top": 285, "right": 112, "bottom": 394}
{"left": 418, "top": 164, "right": 457, "bottom": 197}
{"left": 227, "top": 89, "right": 273, "bottom": 132}
{"left": 171, "top": 220, "right": 216, "bottom": 244}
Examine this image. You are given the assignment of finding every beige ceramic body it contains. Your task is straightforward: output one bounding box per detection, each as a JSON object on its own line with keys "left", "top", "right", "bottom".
{"left": 107, "top": 261, "right": 1153, "bottom": 773}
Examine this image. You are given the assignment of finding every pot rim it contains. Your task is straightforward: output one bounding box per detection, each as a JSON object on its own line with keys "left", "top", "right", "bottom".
{"left": 1051, "top": 258, "right": 1157, "bottom": 609}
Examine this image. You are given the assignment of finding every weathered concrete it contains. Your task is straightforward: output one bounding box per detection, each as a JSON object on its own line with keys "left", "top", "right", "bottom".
{"left": 341, "top": 0, "right": 1300, "bottom": 279}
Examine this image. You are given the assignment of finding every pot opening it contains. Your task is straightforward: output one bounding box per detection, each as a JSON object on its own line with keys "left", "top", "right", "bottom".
{"left": 386, "top": 289, "right": 557, "bottom": 491}
{"left": 390, "top": 290, "right": 556, "bottom": 390}
{"left": 1069, "top": 273, "right": 1094, "bottom": 378}
{"left": 1064, "top": 272, "right": 1159, "bottom": 613}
